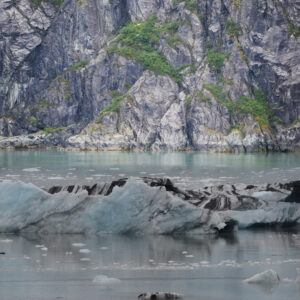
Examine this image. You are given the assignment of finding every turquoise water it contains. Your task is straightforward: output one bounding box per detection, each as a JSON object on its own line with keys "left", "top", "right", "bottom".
{"left": 0, "top": 150, "right": 300, "bottom": 188}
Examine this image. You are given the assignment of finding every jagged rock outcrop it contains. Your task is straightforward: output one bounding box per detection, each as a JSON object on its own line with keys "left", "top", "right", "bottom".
{"left": 0, "top": 0, "right": 299, "bottom": 152}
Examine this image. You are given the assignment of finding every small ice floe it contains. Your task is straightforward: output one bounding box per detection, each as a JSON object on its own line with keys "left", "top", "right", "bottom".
{"left": 100, "top": 247, "right": 108, "bottom": 250}
{"left": 148, "top": 259, "right": 154, "bottom": 263}
{"left": 80, "top": 258, "right": 90, "bottom": 261}
{"left": 200, "top": 261, "right": 210, "bottom": 265}
{"left": 181, "top": 251, "right": 188, "bottom": 255}
{"left": 0, "top": 239, "right": 13, "bottom": 243}
{"left": 41, "top": 247, "right": 48, "bottom": 251}
{"left": 79, "top": 249, "right": 91, "bottom": 254}
{"left": 92, "top": 275, "right": 121, "bottom": 288}
{"left": 22, "top": 168, "right": 40, "bottom": 172}
{"left": 72, "top": 243, "right": 85, "bottom": 247}
{"left": 244, "top": 269, "right": 280, "bottom": 286}
{"left": 138, "top": 292, "right": 183, "bottom": 300}
{"left": 282, "top": 268, "right": 300, "bottom": 284}
{"left": 35, "top": 245, "right": 44, "bottom": 248}
{"left": 185, "top": 255, "right": 194, "bottom": 258}
{"left": 48, "top": 177, "right": 64, "bottom": 180}
{"left": 65, "top": 252, "right": 73, "bottom": 255}
{"left": 109, "top": 168, "right": 120, "bottom": 170}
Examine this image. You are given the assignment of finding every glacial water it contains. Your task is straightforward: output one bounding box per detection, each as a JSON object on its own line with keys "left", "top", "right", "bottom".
{"left": 0, "top": 150, "right": 300, "bottom": 188}
{"left": 0, "top": 150, "right": 300, "bottom": 299}
{"left": 0, "top": 231, "right": 300, "bottom": 300}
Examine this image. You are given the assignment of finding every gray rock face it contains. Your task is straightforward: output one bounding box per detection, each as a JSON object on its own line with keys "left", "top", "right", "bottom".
{"left": 0, "top": 0, "right": 299, "bottom": 151}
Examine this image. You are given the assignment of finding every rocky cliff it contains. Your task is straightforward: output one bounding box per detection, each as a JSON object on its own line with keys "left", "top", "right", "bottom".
{"left": 0, "top": 0, "right": 299, "bottom": 151}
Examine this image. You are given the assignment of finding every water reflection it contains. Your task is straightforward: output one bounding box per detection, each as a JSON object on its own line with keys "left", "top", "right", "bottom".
{"left": 1, "top": 230, "right": 300, "bottom": 300}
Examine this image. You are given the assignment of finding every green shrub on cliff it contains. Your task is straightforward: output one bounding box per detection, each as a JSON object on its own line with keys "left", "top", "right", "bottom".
{"left": 203, "top": 84, "right": 272, "bottom": 129}
{"left": 107, "top": 14, "right": 183, "bottom": 82}
{"left": 205, "top": 48, "right": 228, "bottom": 72}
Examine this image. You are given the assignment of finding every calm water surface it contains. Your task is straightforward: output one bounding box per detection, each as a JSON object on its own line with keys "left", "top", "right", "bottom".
{"left": 1, "top": 150, "right": 300, "bottom": 299}
{"left": 0, "top": 231, "right": 300, "bottom": 300}
{"left": 0, "top": 150, "right": 300, "bottom": 188}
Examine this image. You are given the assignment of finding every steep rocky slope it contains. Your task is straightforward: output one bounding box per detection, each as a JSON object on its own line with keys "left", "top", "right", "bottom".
{"left": 0, "top": 0, "right": 299, "bottom": 151}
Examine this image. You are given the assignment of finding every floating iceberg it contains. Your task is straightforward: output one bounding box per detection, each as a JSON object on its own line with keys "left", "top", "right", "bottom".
{"left": 0, "top": 178, "right": 299, "bottom": 235}
{"left": 244, "top": 269, "right": 280, "bottom": 285}
{"left": 92, "top": 275, "right": 121, "bottom": 287}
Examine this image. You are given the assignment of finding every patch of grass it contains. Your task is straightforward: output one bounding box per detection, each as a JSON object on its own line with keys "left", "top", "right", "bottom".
{"left": 166, "top": 36, "right": 182, "bottom": 49}
{"left": 287, "top": 23, "right": 300, "bottom": 38}
{"left": 109, "top": 90, "right": 122, "bottom": 98}
{"left": 184, "top": 95, "right": 192, "bottom": 103}
{"left": 98, "top": 94, "right": 132, "bottom": 121}
{"left": 205, "top": 48, "right": 229, "bottom": 72}
{"left": 272, "top": 115, "right": 284, "bottom": 124}
{"left": 44, "top": 126, "right": 65, "bottom": 133}
{"left": 185, "top": 0, "right": 198, "bottom": 12}
{"left": 203, "top": 83, "right": 234, "bottom": 110}
{"left": 217, "top": 74, "right": 233, "bottom": 85}
{"left": 290, "top": 117, "right": 300, "bottom": 127}
{"left": 25, "top": 116, "right": 39, "bottom": 126}
{"left": 203, "top": 84, "right": 272, "bottom": 129}
{"left": 37, "top": 99, "right": 52, "bottom": 107}
{"left": 194, "top": 90, "right": 211, "bottom": 103}
{"left": 124, "top": 83, "right": 133, "bottom": 90}
{"left": 190, "top": 64, "right": 197, "bottom": 73}
{"left": 65, "top": 93, "right": 71, "bottom": 100}
{"left": 69, "top": 60, "right": 89, "bottom": 72}
{"left": 172, "top": 0, "right": 198, "bottom": 12}
{"left": 237, "top": 41, "right": 248, "bottom": 63}
{"left": 59, "top": 78, "right": 71, "bottom": 86}
{"left": 107, "top": 14, "right": 183, "bottom": 82}
{"left": 226, "top": 19, "right": 242, "bottom": 38}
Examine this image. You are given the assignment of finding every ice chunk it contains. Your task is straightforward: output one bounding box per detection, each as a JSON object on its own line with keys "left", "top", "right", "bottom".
{"left": 0, "top": 239, "right": 12, "bottom": 243}
{"left": 72, "top": 243, "right": 86, "bottom": 247}
{"left": 244, "top": 269, "right": 280, "bottom": 285}
{"left": 79, "top": 249, "right": 91, "bottom": 254}
{"left": 80, "top": 258, "right": 90, "bottom": 261}
{"left": 92, "top": 275, "right": 121, "bottom": 288}
{"left": 22, "top": 168, "right": 40, "bottom": 172}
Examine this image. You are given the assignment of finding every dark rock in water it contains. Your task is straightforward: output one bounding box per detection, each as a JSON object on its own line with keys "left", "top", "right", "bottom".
{"left": 0, "top": 252, "right": 5, "bottom": 255}
{"left": 283, "top": 181, "right": 300, "bottom": 203}
{"left": 138, "top": 292, "right": 183, "bottom": 300}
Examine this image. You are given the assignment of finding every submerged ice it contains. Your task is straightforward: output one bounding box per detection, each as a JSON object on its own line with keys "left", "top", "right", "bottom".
{"left": 0, "top": 178, "right": 299, "bottom": 235}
